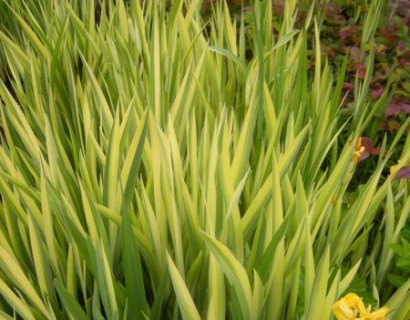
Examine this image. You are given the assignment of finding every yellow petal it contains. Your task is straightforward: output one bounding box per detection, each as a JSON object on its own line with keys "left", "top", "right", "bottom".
{"left": 390, "top": 163, "right": 400, "bottom": 177}
{"left": 333, "top": 293, "right": 367, "bottom": 319}
{"left": 355, "top": 138, "right": 362, "bottom": 151}
{"left": 367, "top": 307, "right": 389, "bottom": 320}
{"left": 343, "top": 293, "right": 367, "bottom": 312}
{"left": 352, "top": 137, "right": 365, "bottom": 164}
{"left": 333, "top": 302, "right": 356, "bottom": 319}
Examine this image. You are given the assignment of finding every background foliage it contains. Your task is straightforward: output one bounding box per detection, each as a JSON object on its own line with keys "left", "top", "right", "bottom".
{"left": 0, "top": 0, "right": 409, "bottom": 319}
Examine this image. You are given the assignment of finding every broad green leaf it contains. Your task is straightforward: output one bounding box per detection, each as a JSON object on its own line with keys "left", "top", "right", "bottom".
{"left": 386, "top": 278, "right": 410, "bottom": 316}
{"left": 103, "top": 111, "right": 121, "bottom": 209}
{"left": 207, "top": 46, "right": 246, "bottom": 74}
{"left": 207, "top": 255, "right": 226, "bottom": 320}
{"left": 54, "top": 279, "right": 88, "bottom": 320}
{"left": 121, "top": 191, "right": 148, "bottom": 319}
{"left": 0, "top": 245, "right": 49, "bottom": 318}
{"left": 257, "top": 213, "right": 290, "bottom": 282}
{"left": 120, "top": 110, "right": 148, "bottom": 212}
{"left": 166, "top": 252, "right": 201, "bottom": 320}
{"left": 202, "top": 232, "right": 252, "bottom": 319}
{"left": 338, "top": 260, "right": 362, "bottom": 296}
{"left": 251, "top": 271, "right": 264, "bottom": 319}
{"left": 0, "top": 277, "right": 36, "bottom": 320}
{"left": 306, "top": 248, "right": 331, "bottom": 319}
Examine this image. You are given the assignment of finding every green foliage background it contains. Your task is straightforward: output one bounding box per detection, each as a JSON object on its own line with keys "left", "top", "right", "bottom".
{"left": 0, "top": 0, "right": 409, "bottom": 319}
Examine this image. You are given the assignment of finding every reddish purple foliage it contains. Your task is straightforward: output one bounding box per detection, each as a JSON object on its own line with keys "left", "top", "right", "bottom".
{"left": 397, "top": 43, "right": 405, "bottom": 51}
{"left": 327, "top": 47, "right": 336, "bottom": 57}
{"left": 355, "top": 137, "right": 383, "bottom": 163}
{"left": 325, "top": 2, "right": 341, "bottom": 16}
{"left": 353, "top": 63, "right": 366, "bottom": 79}
{"left": 395, "top": 166, "right": 410, "bottom": 179}
{"left": 380, "top": 26, "right": 400, "bottom": 43}
{"left": 349, "top": 46, "right": 365, "bottom": 62}
{"left": 339, "top": 25, "right": 358, "bottom": 41}
{"left": 402, "top": 103, "right": 410, "bottom": 114}
{"left": 385, "top": 98, "right": 410, "bottom": 116}
{"left": 371, "top": 87, "right": 384, "bottom": 99}
{"left": 343, "top": 82, "right": 354, "bottom": 90}
{"left": 399, "top": 59, "right": 410, "bottom": 67}
{"left": 360, "top": 137, "right": 382, "bottom": 161}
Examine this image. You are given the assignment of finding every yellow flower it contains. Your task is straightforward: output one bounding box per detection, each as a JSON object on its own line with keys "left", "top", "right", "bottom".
{"left": 333, "top": 293, "right": 388, "bottom": 320}
{"left": 364, "top": 306, "right": 389, "bottom": 320}
{"left": 333, "top": 293, "right": 367, "bottom": 319}
{"left": 353, "top": 138, "right": 366, "bottom": 164}
{"left": 389, "top": 159, "right": 404, "bottom": 178}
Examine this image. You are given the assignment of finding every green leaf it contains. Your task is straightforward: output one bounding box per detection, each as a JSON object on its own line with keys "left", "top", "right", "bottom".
{"left": 121, "top": 190, "right": 148, "bottom": 318}
{"left": 256, "top": 214, "right": 290, "bottom": 282}
{"left": 202, "top": 232, "right": 252, "bottom": 319}
{"left": 0, "top": 246, "right": 50, "bottom": 318}
{"left": 120, "top": 110, "right": 148, "bottom": 213}
{"left": 0, "top": 277, "right": 36, "bottom": 320}
{"left": 166, "top": 253, "right": 201, "bottom": 320}
{"left": 54, "top": 279, "right": 88, "bottom": 320}
{"left": 207, "top": 46, "right": 246, "bottom": 74}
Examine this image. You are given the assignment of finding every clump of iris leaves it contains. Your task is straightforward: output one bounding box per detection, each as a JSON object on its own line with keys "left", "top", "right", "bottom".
{"left": 0, "top": 0, "right": 409, "bottom": 319}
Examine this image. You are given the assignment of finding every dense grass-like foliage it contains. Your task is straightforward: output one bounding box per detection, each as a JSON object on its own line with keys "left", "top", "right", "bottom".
{"left": 0, "top": 0, "right": 409, "bottom": 319}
